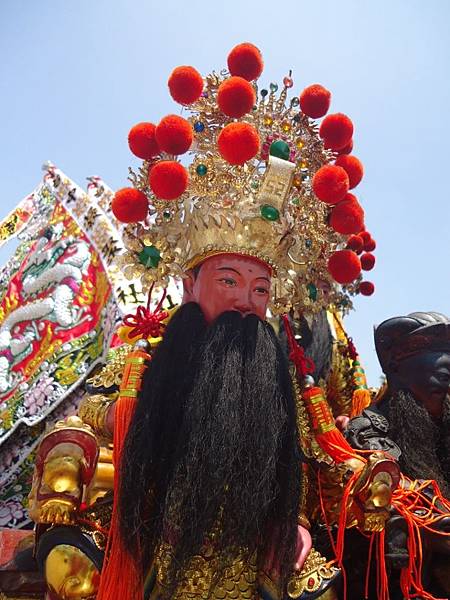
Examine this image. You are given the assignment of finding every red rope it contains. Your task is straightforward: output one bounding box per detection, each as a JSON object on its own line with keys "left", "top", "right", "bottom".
{"left": 123, "top": 283, "right": 169, "bottom": 339}
{"left": 281, "top": 314, "right": 315, "bottom": 378}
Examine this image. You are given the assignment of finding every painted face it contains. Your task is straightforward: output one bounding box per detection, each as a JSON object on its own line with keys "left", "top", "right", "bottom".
{"left": 183, "top": 254, "right": 272, "bottom": 323}
{"left": 396, "top": 352, "right": 450, "bottom": 419}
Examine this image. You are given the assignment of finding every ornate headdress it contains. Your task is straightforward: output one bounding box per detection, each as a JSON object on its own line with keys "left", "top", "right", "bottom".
{"left": 112, "top": 43, "right": 377, "bottom": 314}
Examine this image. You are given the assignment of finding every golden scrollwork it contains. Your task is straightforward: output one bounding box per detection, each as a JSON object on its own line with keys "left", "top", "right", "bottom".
{"left": 286, "top": 549, "right": 339, "bottom": 598}
{"left": 85, "top": 344, "right": 130, "bottom": 390}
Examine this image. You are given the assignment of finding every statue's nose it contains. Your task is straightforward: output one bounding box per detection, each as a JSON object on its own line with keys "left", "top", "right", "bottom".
{"left": 233, "top": 297, "right": 253, "bottom": 316}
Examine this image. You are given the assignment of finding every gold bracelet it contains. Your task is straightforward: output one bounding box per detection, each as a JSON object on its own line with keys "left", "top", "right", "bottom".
{"left": 78, "top": 394, "right": 115, "bottom": 437}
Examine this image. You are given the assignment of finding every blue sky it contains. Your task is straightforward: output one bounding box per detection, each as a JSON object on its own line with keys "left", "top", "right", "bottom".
{"left": 1, "top": 0, "right": 449, "bottom": 385}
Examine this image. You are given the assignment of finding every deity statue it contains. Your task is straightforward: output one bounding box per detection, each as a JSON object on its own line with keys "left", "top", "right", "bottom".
{"left": 26, "top": 42, "right": 413, "bottom": 600}
{"left": 345, "top": 311, "right": 450, "bottom": 597}
{"left": 374, "top": 311, "right": 450, "bottom": 495}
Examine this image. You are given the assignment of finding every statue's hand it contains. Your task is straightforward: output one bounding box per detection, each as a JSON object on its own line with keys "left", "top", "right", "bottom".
{"left": 353, "top": 453, "right": 400, "bottom": 533}
{"left": 38, "top": 498, "right": 77, "bottom": 525}
{"left": 335, "top": 415, "right": 350, "bottom": 432}
{"left": 28, "top": 416, "right": 99, "bottom": 526}
{"left": 294, "top": 525, "right": 312, "bottom": 571}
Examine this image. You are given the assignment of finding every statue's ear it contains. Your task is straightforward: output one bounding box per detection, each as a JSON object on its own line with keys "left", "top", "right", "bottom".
{"left": 388, "top": 359, "right": 399, "bottom": 374}
{"left": 182, "top": 271, "right": 196, "bottom": 301}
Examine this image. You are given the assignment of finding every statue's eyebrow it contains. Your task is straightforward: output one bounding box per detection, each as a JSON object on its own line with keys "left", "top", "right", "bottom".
{"left": 216, "top": 267, "right": 241, "bottom": 275}
{"left": 216, "top": 267, "right": 270, "bottom": 284}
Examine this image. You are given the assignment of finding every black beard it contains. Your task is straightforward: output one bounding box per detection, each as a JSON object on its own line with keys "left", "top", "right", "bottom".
{"left": 389, "top": 389, "right": 450, "bottom": 496}
{"left": 119, "top": 303, "right": 301, "bottom": 596}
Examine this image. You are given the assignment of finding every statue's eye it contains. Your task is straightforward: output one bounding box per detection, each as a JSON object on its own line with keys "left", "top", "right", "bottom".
{"left": 255, "top": 287, "right": 269, "bottom": 295}
{"left": 219, "top": 277, "right": 237, "bottom": 286}
{"left": 436, "top": 372, "right": 450, "bottom": 383}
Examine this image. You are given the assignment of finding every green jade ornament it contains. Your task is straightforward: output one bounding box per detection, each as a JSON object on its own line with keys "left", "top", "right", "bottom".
{"left": 269, "top": 140, "right": 290, "bottom": 161}
{"left": 138, "top": 245, "right": 161, "bottom": 268}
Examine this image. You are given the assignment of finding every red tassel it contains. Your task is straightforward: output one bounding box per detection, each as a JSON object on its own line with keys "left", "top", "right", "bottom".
{"left": 96, "top": 396, "right": 143, "bottom": 600}
{"left": 302, "top": 386, "right": 356, "bottom": 463}
{"left": 350, "top": 361, "right": 371, "bottom": 418}
{"left": 97, "top": 347, "right": 151, "bottom": 600}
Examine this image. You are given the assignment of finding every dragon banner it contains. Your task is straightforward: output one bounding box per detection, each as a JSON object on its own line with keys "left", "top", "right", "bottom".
{"left": 0, "top": 165, "right": 126, "bottom": 528}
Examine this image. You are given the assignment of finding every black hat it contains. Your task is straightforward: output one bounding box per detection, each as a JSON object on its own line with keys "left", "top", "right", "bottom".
{"left": 374, "top": 312, "right": 450, "bottom": 373}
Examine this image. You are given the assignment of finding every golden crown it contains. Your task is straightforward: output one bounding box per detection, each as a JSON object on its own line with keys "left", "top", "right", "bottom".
{"left": 113, "top": 43, "right": 376, "bottom": 315}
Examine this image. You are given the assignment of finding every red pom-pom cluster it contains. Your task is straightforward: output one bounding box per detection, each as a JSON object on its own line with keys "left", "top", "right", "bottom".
{"left": 217, "top": 76, "right": 256, "bottom": 118}
{"left": 155, "top": 115, "right": 193, "bottom": 155}
{"left": 335, "top": 154, "right": 364, "bottom": 189}
{"left": 328, "top": 249, "right": 361, "bottom": 284}
{"left": 312, "top": 165, "right": 349, "bottom": 205}
{"left": 218, "top": 122, "right": 260, "bottom": 165}
{"left": 361, "top": 252, "right": 375, "bottom": 271}
{"left": 128, "top": 122, "right": 160, "bottom": 160}
{"left": 346, "top": 234, "right": 364, "bottom": 254}
{"left": 360, "top": 231, "right": 376, "bottom": 252}
{"left": 168, "top": 66, "right": 203, "bottom": 105}
{"left": 299, "top": 84, "right": 331, "bottom": 119}
{"left": 227, "top": 43, "right": 263, "bottom": 81}
{"left": 320, "top": 113, "right": 354, "bottom": 151}
{"left": 112, "top": 188, "right": 148, "bottom": 223}
{"left": 330, "top": 197, "right": 365, "bottom": 234}
{"left": 149, "top": 161, "right": 189, "bottom": 200}
{"left": 359, "top": 281, "right": 375, "bottom": 296}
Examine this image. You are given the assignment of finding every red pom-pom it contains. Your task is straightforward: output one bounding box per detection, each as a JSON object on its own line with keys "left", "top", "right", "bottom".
{"left": 330, "top": 198, "right": 365, "bottom": 235}
{"left": 346, "top": 234, "right": 364, "bottom": 253}
{"left": 320, "top": 113, "right": 354, "bottom": 151}
{"left": 299, "top": 84, "right": 331, "bottom": 118}
{"left": 328, "top": 249, "right": 361, "bottom": 284}
{"left": 149, "top": 161, "right": 189, "bottom": 200}
{"left": 361, "top": 252, "right": 376, "bottom": 271}
{"left": 337, "top": 139, "right": 353, "bottom": 155}
{"left": 168, "top": 66, "right": 203, "bottom": 105}
{"left": 128, "top": 122, "right": 160, "bottom": 160}
{"left": 218, "top": 122, "right": 260, "bottom": 165}
{"left": 227, "top": 43, "right": 263, "bottom": 81}
{"left": 359, "top": 281, "right": 375, "bottom": 296}
{"left": 312, "top": 165, "right": 349, "bottom": 204}
{"left": 335, "top": 155, "right": 364, "bottom": 189}
{"left": 155, "top": 115, "right": 193, "bottom": 155}
{"left": 217, "top": 76, "right": 256, "bottom": 118}
{"left": 112, "top": 188, "right": 148, "bottom": 223}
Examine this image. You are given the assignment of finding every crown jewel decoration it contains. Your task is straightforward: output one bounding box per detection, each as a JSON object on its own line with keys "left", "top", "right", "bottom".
{"left": 113, "top": 43, "right": 376, "bottom": 314}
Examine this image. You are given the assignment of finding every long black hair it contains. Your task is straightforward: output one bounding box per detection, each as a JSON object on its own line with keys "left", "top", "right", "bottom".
{"left": 119, "top": 303, "right": 301, "bottom": 596}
